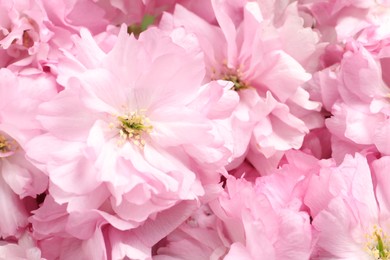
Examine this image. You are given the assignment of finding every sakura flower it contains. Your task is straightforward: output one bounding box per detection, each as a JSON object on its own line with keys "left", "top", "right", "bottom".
{"left": 0, "top": 0, "right": 53, "bottom": 70}
{"left": 309, "top": 40, "right": 390, "bottom": 159}
{"left": 30, "top": 195, "right": 198, "bottom": 259}
{"left": 0, "top": 68, "right": 54, "bottom": 238}
{"left": 153, "top": 204, "right": 226, "bottom": 260}
{"left": 0, "top": 157, "right": 29, "bottom": 238}
{"left": 26, "top": 24, "right": 237, "bottom": 232}
{"left": 0, "top": 128, "right": 47, "bottom": 238}
{"left": 257, "top": 149, "right": 328, "bottom": 211}
{"left": 207, "top": 152, "right": 324, "bottom": 259}
{"left": 300, "top": 0, "right": 390, "bottom": 45}
{"left": 0, "top": 137, "right": 44, "bottom": 239}
{"left": 160, "top": 1, "right": 315, "bottom": 99}
{"left": 304, "top": 153, "right": 390, "bottom": 259}
{"left": 159, "top": 0, "right": 323, "bottom": 169}
{"left": 156, "top": 174, "right": 314, "bottom": 260}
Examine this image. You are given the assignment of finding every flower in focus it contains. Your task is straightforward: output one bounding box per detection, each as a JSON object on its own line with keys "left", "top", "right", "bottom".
{"left": 1, "top": 0, "right": 390, "bottom": 259}
{"left": 26, "top": 24, "right": 238, "bottom": 242}
{"left": 160, "top": 0, "right": 323, "bottom": 172}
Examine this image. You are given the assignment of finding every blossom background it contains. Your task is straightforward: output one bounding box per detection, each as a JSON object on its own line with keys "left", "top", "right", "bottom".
{"left": 1, "top": 0, "right": 390, "bottom": 259}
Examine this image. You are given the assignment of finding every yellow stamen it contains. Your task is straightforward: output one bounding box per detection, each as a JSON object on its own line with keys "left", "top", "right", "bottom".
{"left": 222, "top": 73, "right": 250, "bottom": 91}
{"left": 115, "top": 110, "right": 153, "bottom": 148}
{"left": 364, "top": 225, "right": 390, "bottom": 259}
{"left": 0, "top": 135, "right": 11, "bottom": 153}
{"left": 218, "top": 62, "right": 250, "bottom": 91}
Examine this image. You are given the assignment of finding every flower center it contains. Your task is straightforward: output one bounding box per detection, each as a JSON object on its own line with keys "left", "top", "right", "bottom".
{"left": 0, "top": 134, "right": 17, "bottom": 157}
{"left": 222, "top": 74, "right": 249, "bottom": 91}
{"left": 127, "top": 14, "right": 155, "bottom": 37}
{"left": 211, "top": 61, "right": 250, "bottom": 91}
{"left": 0, "top": 135, "right": 11, "bottom": 153}
{"left": 116, "top": 110, "right": 153, "bottom": 147}
{"left": 22, "top": 30, "right": 34, "bottom": 48}
{"left": 365, "top": 226, "right": 390, "bottom": 259}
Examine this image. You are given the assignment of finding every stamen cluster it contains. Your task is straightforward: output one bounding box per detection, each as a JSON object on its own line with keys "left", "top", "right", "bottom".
{"left": 222, "top": 73, "right": 249, "bottom": 91}
{"left": 365, "top": 226, "right": 390, "bottom": 260}
{"left": 0, "top": 134, "right": 12, "bottom": 153}
{"left": 116, "top": 111, "right": 153, "bottom": 147}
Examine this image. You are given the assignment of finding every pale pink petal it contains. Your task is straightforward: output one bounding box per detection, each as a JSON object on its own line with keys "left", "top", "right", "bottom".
{"left": 150, "top": 107, "right": 214, "bottom": 147}
{"left": 373, "top": 119, "right": 390, "bottom": 155}
{"left": 211, "top": 0, "right": 238, "bottom": 68}
{"left": 312, "top": 198, "right": 366, "bottom": 258}
{"left": 251, "top": 51, "right": 311, "bottom": 102}
{"left": 372, "top": 156, "right": 390, "bottom": 218}
{"left": 37, "top": 87, "right": 97, "bottom": 141}
{"left": 2, "top": 153, "right": 48, "bottom": 198}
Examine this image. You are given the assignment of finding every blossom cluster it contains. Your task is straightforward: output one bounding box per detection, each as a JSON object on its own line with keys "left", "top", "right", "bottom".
{"left": 1, "top": 0, "right": 390, "bottom": 259}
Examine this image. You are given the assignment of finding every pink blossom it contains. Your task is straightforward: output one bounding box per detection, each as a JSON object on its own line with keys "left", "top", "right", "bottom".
{"left": 26, "top": 24, "right": 237, "bottom": 234}
{"left": 0, "top": 166, "right": 29, "bottom": 238}
{"left": 0, "top": 0, "right": 53, "bottom": 70}
{"left": 304, "top": 0, "right": 390, "bottom": 157}
{"left": 256, "top": 150, "right": 327, "bottom": 211}
{"left": 0, "top": 68, "right": 54, "bottom": 238}
{"left": 156, "top": 175, "right": 314, "bottom": 259}
{"left": 154, "top": 204, "right": 225, "bottom": 260}
{"left": 160, "top": 1, "right": 323, "bottom": 168}
{"left": 301, "top": 0, "right": 390, "bottom": 45}
{"left": 0, "top": 130, "right": 44, "bottom": 238}
{"left": 161, "top": 1, "right": 315, "bottom": 98}
{"left": 309, "top": 41, "right": 390, "bottom": 158}
{"left": 304, "top": 153, "right": 390, "bottom": 259}
{"left": 30, "top": 195, "right": 198, "bottom": 259}
{"left": 3, "top": 0, "right": 390, "bottom": 258}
